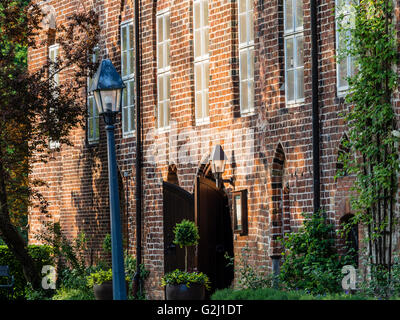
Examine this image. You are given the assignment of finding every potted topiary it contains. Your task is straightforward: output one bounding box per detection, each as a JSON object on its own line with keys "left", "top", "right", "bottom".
{"left": 86, "top": 269, "right": 131, "bottom": 300}
{"left": 161, "top": 219, "right": 210, "bottom": 300}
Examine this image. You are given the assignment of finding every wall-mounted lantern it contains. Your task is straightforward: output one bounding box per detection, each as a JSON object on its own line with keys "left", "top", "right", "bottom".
{"left": 209, "top": 144, "right": 234, "bottom": 189}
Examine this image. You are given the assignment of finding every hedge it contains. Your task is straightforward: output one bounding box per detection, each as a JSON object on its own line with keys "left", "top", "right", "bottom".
{"left": 0, "top": 245, "right": 53, "bottom": 300}
{"left": 210, "top": 288, "right": 372, "bottom": 300}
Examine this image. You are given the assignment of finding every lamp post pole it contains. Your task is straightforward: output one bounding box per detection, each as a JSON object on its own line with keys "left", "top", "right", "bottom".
{"left": 104, "top": 110, "right": 127, "bottom": 300}
{"left": 89, "top": 58, "right": 127, "bottom": 300}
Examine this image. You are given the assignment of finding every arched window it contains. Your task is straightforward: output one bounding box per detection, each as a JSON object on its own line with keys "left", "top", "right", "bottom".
{"left": 340, "top": 213, "right": 359, "bottom": 267}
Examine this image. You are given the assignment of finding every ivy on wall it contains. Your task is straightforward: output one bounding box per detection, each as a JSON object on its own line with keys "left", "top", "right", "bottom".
{"left": 337, "top": 0, "right": 399, "bottom": 281}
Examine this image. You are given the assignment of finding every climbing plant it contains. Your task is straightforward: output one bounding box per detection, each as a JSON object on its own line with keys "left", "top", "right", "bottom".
{"left": 336, "top": 0, "right": 399, "bottom": 286}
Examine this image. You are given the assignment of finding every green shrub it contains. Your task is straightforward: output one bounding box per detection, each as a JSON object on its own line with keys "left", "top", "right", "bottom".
{"left": 0, "top": 245, "right": 53, "bottom": 300}
{"left": 52, "top": 287, "right": 94, "bottom": 300}
{"left": 161, "top": 269, "right": 211, "bottom": 291}
{"left": 279, "top": 211, "right": 353, "bottom": 295}
{"left": 211, "top": 287, "right": 373, "bottom": 300}
{"left": 225, "top": 245, "right": 274, "bottom": 290}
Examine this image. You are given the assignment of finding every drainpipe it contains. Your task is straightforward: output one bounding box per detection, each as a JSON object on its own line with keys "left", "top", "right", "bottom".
{"left": 133, "top": 0, "right": 143, "bottom": 298}
{"left": 311, "top": 0, "right": 321, "bottom": 214}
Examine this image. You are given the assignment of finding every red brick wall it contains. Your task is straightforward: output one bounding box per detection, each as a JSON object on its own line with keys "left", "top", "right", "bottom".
{"left": 28, "top": 0, "right": 400, "bottom": 299}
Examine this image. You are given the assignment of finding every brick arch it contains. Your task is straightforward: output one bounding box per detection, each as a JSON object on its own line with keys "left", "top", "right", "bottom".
{"left": 166, "top": 164, "right": 179, "bottom": 185}
{"left": 269, "top": 143, "right": 288, "bottom": 258}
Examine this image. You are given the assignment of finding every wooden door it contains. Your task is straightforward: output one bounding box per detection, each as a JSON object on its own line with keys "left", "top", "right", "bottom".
{"left": 195, "top": 176, "right": 234, "bottom": 293}
{"left": 163, "top": 181, "right": 195, "bottom": 273}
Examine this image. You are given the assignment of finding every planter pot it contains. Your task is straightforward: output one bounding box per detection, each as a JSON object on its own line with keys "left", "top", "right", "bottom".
{"left": 165, "top": 283, "right": 205, "bottom": 300}
{"left": 93, "top": 281, "right": 130, "bottom": 300}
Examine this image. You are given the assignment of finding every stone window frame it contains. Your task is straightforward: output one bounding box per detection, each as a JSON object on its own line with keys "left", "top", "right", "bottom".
{"left": 193, "top": 0, "right": 210, "bottom": 125}
{"left": 120, "top": 20, "right": 135, "bottom": 136}
{"left": 335, "top": 0, "right": 355, "bottom": 96}
{"left": 238, "top": 0, "right": 255, "bottom": 115}
{"left": 283, "top": 0, "right": 304, "bottom": 105}
{"left": 156, "top": 9, "right": 171, "bottom": 131}
{"left": 48, "top": 43, "right": 60, "bottom": 150}
{"left": 87, "top": 47, "right": 100, "bottom": 144}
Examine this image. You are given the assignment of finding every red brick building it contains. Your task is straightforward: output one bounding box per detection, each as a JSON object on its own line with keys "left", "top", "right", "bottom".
{"left": 28, "top": 0, "right": 400, "bottom": 299}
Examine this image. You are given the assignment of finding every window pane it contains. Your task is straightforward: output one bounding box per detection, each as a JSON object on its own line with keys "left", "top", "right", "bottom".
{"left": 285, "top": 0, "right": 293, "bottom": 31}
{"left": 195, "top": 30, "right": 201, "bottom": 58}
{"left": 167, "top": 100, "right": 171, "bottom": 123}
{"left": 88, "top": 121, "right": 93, "bottom": 140}
{"left": 286, "top": 69, "right": 295, "bottom": 101}
{"left": 239, "top": 0, "right": 246, "bottom": 14}
{"left": 158, "top": 76, "right": 164, "bottom": 101}
{"left": 166, "top": 74, "right": 171, "bottom": 99}
{"left": 122, "top": 26, "right": 127, "bottom": 51}
{"left": 204, "top": 91, "right": 209, "bottom": 117}
{"left": 248, "top": 0, "right": 253, "bottom": 11}
{"left": 122, "top": 52, "right": 127, "bottom": 77}
{"left": 159, "top": 103, "right": 164, "bottom": 128}
{"left": 158, "top": 44, "right": 164, "bottom": 68}
{"left": 296, "top": 67, "right": 304, "bottom": 100}
{"left": 249, "top": 80, "right": 254, "bottom": 110}
{"left": 123, "top": 107, "right": 128, "bottom": 132}
{"left": 240, "top": 50, "right": 248, "bottom": 81}
{"left": 203, "top": 0, "right": 209, "bottom": 26}
{"left": 241, "top": 81, "right": 248, "bottom": 111}
{"left": 123, "top": 86, "right": 128, "bottom": 106}
{"left": 239, "top": 14, "right": 247, "bottom": 44}
{"left": 285, "top": 38, "right": 294, "bottom": 69}
{"left": 195, "top": 64, "right": 202, "bottom": 91}
{"left": 166, "top": 15, "right": 170, "bottom": 39}
{"left": 194, "top": 2, "right": 200, "bottom": 29}
{"left": 296, "top": 0, "right": 303, "bottom": 29}
{"left": 166, "top": 41, "right": 170, "bottom": 66}
{"left": 157, "top": 17, "right": 163, "bottom": 43}
{"left": 203, "top": 28, "right": 209, "bottom": 55}
{"left": 129, "top": 49, "right": 134, "bottom": 75}
{"left": 338, "top": 60, "right": 348, "bottom": 88}
{"left": 204, "top": 62, "right": 209, "bottom": 89}
{"left": 129, "top": 80, "right": 135, "bottom": 105}
{"left": 95, "top": 117, "right": 99, "bottom": 139}
{"left": 196, "top": 92, "right": 203, "bottom": 119}
{"left": 129, "top": 24, "right": 134, "bottom": 49}
{"left": 296, "top": 35, "right": 304, "bottom": 67}
{"left": 249, "top": 48, "right": 254, "bottom": 79}
{"left": 249, "top": 12, "right": 254, "bottom": 42}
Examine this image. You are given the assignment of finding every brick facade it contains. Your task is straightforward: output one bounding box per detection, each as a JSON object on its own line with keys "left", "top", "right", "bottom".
{"left": 28, "top": 0, "right": 400, "bottom": 299}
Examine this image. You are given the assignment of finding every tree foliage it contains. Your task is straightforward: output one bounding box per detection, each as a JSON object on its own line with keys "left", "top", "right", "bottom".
{"left": 0, "top": 0, "right": 99, "bottom": 289}
{"left": 336, "top": 0, "right": 399, "bottom": 284}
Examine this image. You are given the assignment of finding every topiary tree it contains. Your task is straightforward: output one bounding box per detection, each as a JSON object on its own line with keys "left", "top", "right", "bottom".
{"left": 173, "top": 219, "right": 199, "bottom": 272}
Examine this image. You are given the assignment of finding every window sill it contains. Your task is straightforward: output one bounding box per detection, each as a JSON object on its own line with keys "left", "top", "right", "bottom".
{"left": 122, "top": 132, "right": 136, "bottom": 139}
{"left": 157, "top": 126, "right": 171, "bottom": 134}
{"left": 240, "top": 110, "right": 256, "bottom": 117}
{"left": 195, "top": 117, "right": 210, "bottom": 126}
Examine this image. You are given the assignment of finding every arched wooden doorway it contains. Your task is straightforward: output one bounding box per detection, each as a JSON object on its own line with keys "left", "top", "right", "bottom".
{"left": 194, "top": 164, "right": 234, "bottom": 294}
{"left": 163, "top": 181, "right": 195, "bottom": 273}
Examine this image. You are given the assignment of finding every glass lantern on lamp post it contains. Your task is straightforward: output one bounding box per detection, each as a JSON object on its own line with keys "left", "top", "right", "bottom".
{"left": 90, "top": 59, "right": 127, "bottom": 300}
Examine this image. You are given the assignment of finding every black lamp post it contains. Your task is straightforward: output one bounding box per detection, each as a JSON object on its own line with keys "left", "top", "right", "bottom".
{"left": 90, "top": 59, "right": 127, "bottom": 300}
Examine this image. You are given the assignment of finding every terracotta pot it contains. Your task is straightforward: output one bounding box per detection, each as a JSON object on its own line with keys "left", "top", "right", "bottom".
{"left": 165, "top": 283, "right": 205, "bottom": 300}
{"left": 93, "top": 281, "right": 130, "bottom": 300}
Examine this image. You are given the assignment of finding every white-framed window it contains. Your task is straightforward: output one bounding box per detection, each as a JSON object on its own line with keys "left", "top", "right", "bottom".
{"left": 49, "top": 44, "right": 60, "bottom": 149}
{"left": 87, "top": 47, "right": 100, "bottom": 143}
{"left": 194, "top": 0, "right": 209, "bottom": 124}
{"left": 157, "top": 11, "right": 171, "bottom": 129}
{"left": 121, "top": 21, "right": 135, "bottom": 135}
{"left": 238, "top": 0, "right": 254, "bottom": 114}
{"left": 335, "top": 0, "right": 355, "bottom": 94}
{"left": 284, "top": 0, "right": 304, "bottom": 104}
